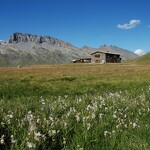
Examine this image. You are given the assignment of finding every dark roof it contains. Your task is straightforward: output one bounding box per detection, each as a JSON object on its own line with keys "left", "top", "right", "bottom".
{"left": 91, "top": 51, "right": 120, "bottom": 55}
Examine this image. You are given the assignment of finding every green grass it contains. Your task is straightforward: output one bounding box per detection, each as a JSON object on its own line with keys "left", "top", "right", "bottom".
{"left": 0, "top": 64, "right": 150, "bottom": 149}
{"left": 129, "top": 52, "right": 150, "bottom": 64}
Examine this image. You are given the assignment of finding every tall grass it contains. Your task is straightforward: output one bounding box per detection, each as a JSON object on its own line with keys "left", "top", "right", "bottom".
{"left": 0, "top": 64, "right": 150, "bottom": 149}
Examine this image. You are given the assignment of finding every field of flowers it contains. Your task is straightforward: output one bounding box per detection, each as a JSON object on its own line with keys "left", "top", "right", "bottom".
{"left": 0, "top": 64, "right": 150, "bottom": 149}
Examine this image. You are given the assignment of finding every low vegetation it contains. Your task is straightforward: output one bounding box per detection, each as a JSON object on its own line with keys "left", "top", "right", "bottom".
{"left": 0, "top": 64, "right": 150, "bottom": 149}
{"left": 129, "top": 52, "right": 150, "bottom": 64}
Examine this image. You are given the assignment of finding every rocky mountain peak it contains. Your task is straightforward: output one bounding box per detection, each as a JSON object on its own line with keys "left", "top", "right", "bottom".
{"left": 9, "top": 33, "right": 33, "bottom": 43}
{"left": 9, "top": 32, "right": 71, "bottom": 47}
{"left": 82, "top": 45, "right": 93, "bottom": 49}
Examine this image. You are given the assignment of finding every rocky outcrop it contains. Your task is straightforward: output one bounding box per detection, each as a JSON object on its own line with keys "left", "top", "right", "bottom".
{"left": 9, "top": 33, "right": 71, "bottom": 47}
{"left": 9, "top": 33, "right": 34, "bottom": 43}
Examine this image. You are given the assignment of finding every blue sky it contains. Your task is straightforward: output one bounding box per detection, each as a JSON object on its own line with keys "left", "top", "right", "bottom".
{"left": 0, "top": 0, "right": 150, "bottom": 55}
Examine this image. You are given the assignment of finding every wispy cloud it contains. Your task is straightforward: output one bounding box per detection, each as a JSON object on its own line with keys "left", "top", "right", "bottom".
{"left": 117, "top": 19, "right": 141, "bottom": 29}
{"left": 134, "top": 49, "right": 145, "bottom": 56}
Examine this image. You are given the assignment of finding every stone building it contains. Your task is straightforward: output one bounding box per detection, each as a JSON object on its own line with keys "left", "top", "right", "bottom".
{"left": 91, "top": 51, "right": 121, "bottom": 64}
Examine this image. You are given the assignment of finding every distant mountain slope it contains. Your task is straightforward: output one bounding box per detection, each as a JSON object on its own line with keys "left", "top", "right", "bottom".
{"left": 129, "top": 52, "right": 150, "bottom": 64}
{"left": 81, "top": 45, "right": 138, "bottom": 61}
{"left": 0, "top": 33, "right": 138, "bottom": 66}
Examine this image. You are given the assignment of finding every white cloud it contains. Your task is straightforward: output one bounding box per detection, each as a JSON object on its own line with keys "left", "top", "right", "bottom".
{"left": 134, "top": 49, "right": 145, "bottom": 56}
{"left": 0, "top": 40, "right": 4, "bottom": 42}
{"left": 117, "top": 19, "right": 141, "bottom": 29}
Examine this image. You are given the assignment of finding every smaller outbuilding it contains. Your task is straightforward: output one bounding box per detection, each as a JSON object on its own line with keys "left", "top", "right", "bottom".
{"left": 72, "top": 58, "right": 91, "bottom": 63}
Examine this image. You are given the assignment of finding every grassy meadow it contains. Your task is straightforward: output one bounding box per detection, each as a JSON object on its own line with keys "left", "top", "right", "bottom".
{"left": 0, "top": 63, "right": 150, "bottom": 150}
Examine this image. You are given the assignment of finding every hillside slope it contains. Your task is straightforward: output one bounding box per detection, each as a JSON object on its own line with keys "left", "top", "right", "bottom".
{"left": 129, "top": 52, "right": 150, "bottom": 64}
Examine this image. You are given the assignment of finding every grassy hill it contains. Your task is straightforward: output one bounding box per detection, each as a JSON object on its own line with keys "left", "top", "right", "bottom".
{"left": 129, "top": 52, "right": 150, "bottom": 64}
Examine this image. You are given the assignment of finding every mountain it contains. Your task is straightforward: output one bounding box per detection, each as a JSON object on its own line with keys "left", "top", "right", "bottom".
{"left": 129, "top": 52, "right": 150, "bottom": 64}
{"left": 0, "top": 33, "right": 86, "bottom": 66}
{"left": 81, "top": 45, "right": 138, "bottom": 61}
{"left": 0, "top": 33, "right": 138, "bottom": 66}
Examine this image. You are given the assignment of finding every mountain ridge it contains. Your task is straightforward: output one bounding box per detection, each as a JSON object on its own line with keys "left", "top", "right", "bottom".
{"left": 0, "top": 32, "right": 138, "bottom": 66}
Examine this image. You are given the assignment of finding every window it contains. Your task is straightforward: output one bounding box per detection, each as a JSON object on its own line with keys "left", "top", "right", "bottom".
{"left": 95, "top": 54, "right": 100, "bottom": 58}
{"left": 95, "top": 60, "right": 100, "bottom": 63}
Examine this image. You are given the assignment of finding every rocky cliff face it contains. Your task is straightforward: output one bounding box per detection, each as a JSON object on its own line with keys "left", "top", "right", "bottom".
{"left": 9, "top": 33, "right": 72, "bottom": 47}
{"left": 0, "top": 32, "right": 138, "bottom": 66}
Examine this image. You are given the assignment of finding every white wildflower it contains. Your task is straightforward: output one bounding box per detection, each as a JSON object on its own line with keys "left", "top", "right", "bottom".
{"left": 77, "top": 144, "right": 84, "bottom": 150}
{"left": 91, "top": 113, "right": 95, "bottom": 119}
{"left": 1, "top": 122, "right": 5, "bottom": 127}
{"left": 29, "top": 122, "right": 36, "bottom": 132}
{"left": 105, "top": 107, "right": 108, "bottom": 111}
{"left": 116, "top": 124, "right": 120, "bottom": 129}
{"left": 48, "top": 130, "right": 56, "bottom": 136}
{"left": 99, "top": 113, "right": 104, "bottom": 119}
{"left": 104, "top": 131, "right": 108, "bottom": 137}
{"left": 27, "top": 111, "right": 34, "bottom": 122}
{"left": 99, "top": 96, "right": 103, "bottom": 101}
{"left": 42, "top": 102, "right": 45, "bottom": 105}
{"left": 86, "top": 105, "right": 91, "bottom": 111}
{"left": 64, "top": 122, "right": 67, "bottom": 129}
{"left": 49, "top": 116, "right": 54, "bottom": 122}
{"left": 113, "top": 114, "right": 117, "bottom": 118}
{"left": 112, "top": 130, "right": 115, "bottom": 134}
{"left": 27, "top": 142, "right": 36, "bottom": 149}
{"left": 34, "top": 131, "right": 45, "bottom": 141}
{"left": 87, "top": 123, "right": 91, "bottom": 130}
{"left": 64, "top": 95, "right": 68, "bottom": 98}
{"left": 0, "top": 135, "right": 5, "bottom": 144}
{"left": 36, "top": 118, "right": 40, "bottom": 123}
{"left": 28, "top": 110, "right": 32, "bottom": 114}
{"left": 11, "top": 135, "right": 16, "bottom": 144}
{"left": 133, "top": 123, "right": 137, "bottom": 128}
{"left": 35, "top": 131, "right": 42, "bottom": 136}
{"left": 99, "top": 104, "right": 102, "bottom": 108}
{"left": 63, "top": 138, "right": 66, "bottom": 145}
{"left": 7, "top": 114, "right": 13, "bottom": 119}
{"left": 117, "top": 118, "right": 121, "bottom": 123}
{"left": 76, "top": 115, "right": 80, "bottom": 122}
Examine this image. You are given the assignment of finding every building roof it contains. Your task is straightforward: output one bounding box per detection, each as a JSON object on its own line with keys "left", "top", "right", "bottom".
{"left": 91, "top": 51, "right": 120, "bottom": 55}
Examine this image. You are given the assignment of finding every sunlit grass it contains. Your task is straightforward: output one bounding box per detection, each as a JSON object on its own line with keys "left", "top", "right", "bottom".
{"left": 0, "top": 63, "right": 150, "bottom": 149}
